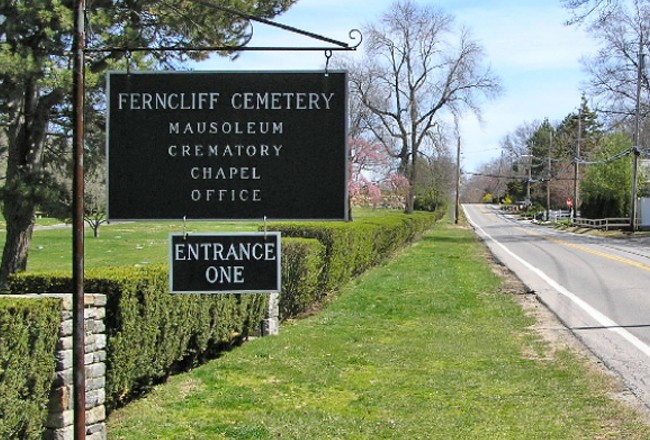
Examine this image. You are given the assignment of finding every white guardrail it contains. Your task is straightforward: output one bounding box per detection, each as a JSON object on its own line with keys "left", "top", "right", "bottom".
{"left": 502, "top": 206, "right": 633, "bottom": 231}
{"left": 548, "top": 210, "right": 630, "bottom": 230}
{"left": 571, "top": 217, "right": 631, "bottom": 231}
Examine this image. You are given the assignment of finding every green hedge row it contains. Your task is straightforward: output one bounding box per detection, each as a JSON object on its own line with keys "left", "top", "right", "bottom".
{"left": 6, "top": 237, "right": 325, "bottom": 411}
{"left": 280, "top": 238, "right": 325, "bottom": 319}
{"left": 3, "top": 210, "right": 440, "bottom": 420}
{"left": 9, "top": 266, "right": 268, "bottom": 411}
{"left": 0, "top": 297, "right": 61, "bottom": 440}
{"left": 266, "top": 210, "right": 440, "bottom": 294}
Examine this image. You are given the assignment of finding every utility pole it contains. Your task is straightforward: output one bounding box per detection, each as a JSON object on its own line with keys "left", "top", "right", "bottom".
{"left": 499, "top": 150, "right": 504, "bottom": 196}
{"left": 631, "top": 42, "right": 643, "bottom": 231}
{"left": 546, "top": 130, "right": 552, "bottom": 221}
{"left": 572, "top": 109, "right": 581, "bottom": 221}
{"left": 631, "top": 147, "right": 640, "bottom": 229}
{"left": 520, "top": 154, "right": 533, "bottom": 208}
{"left": 454, "top": 135, "right": 461, "bottom": 224}
{"left": 527, "top": 156, "right": 532, "bottom": 207}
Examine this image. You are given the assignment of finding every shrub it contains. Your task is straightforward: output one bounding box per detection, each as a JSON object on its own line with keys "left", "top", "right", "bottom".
{"left": 9, "top": 267, "right": 267, "bottom": 411}
{"left": 4, "top": 209, "right": 440, "bottom": 418}
{"left": 266, "top": 211, "right": 439, "bottom": 294}
{"left": 0, "top": 297, "right": 61, "bottom": 440}
{"left": 6, "top": 236, "right": 325, "bottom": 410}
{"left": 280, "top": 238, "right": 324, "bottom": 319}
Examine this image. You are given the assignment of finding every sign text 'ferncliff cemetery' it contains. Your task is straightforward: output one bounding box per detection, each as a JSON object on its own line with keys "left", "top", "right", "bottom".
{"left": 107, "top": 71, "right": 348, "bottom": 220}
{"left": 169, "top": 233, "right": 281, "bottom": 294}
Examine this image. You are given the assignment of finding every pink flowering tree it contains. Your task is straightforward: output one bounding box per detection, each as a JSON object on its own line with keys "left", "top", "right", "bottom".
{"left": 348, "top": 137, "right": 411, "bottom": 209}
{"left": 385, "top": 173, "right": 411, "bottom": 209}
{"left": 348, "top": 137, "right": 390, "bottom": 208}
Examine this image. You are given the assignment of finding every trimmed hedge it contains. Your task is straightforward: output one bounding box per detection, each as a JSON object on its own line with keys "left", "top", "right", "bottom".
{"left": 3, "top": 210, "right": 439, "bottom": 419}
{"left": 0, "top": 297, "right": 61, "bottom": 440}
{"left": 266, "top": 210, "right": 439, "bottom": 294}
{"left": 280, "top": 238, "right": 324, "bottom": 319}
{"left": 9, "top": 266, "right": 268, "bottom": 411}
{"left": 6, "top": 237, "right": 324, "bottom": 411}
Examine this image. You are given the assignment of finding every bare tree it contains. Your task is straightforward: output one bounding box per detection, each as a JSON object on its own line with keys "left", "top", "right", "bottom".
{"left": 347, "top": 0, "right": 501, "bottom": 213}
{"left": 500, "top": 121, "right": 544, "bottom": 158}
{"left": 580, "top": 0, "right": 650, "bottom": 138}
{"left": 462, "top": 157, "right": 509, "bottom": 203}
{"left": 562, "top": 0, "right": 623, "bottom": 24}
{"left": 83, "top": 167, "right": 108, "bottom": 239}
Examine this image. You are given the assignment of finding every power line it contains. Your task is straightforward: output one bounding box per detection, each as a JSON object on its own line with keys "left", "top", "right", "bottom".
{"left": 463, "top": 171, "right": 593, "bottom": 182}
{"left": 574, "top": 146, "right": 635, "bottom": 165}
{"left": 467, "top": 143, "right": 647, "bottom": 183}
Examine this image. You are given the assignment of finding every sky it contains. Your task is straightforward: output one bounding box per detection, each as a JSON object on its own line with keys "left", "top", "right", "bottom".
{"left": 195, "top": 0, "right": 599, "bottom": 173}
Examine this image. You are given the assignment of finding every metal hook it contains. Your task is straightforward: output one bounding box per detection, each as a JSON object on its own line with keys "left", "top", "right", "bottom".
{"left": 182, "top": 215, "right": 188, "bottom": 240}
{"left": 324, "top": 49, "right": 332, "bottom": 76}
{"left": 125, "top": 50, "right": 132, "bottom": 75}
{"left": 263, "top": 215, "right": 267, "bottom": 238}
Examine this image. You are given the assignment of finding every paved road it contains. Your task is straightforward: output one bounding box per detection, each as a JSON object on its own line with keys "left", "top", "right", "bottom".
{"left": 463, "top": 203, "right": 650, "bottom": 408}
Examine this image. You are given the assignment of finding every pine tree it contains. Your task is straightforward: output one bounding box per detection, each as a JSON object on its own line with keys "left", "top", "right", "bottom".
{"left": 0, "top": 0, "right": 296, "bottom": 286}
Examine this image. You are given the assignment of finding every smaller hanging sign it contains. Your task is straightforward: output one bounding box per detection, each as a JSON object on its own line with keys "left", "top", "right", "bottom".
{"left": 169, "top": 232, "right": 281, "bottom": 294}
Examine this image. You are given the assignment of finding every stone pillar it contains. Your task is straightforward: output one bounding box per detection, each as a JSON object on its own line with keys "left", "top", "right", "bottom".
{"left": 262, "top": 292, "right": 280, "bottom": 336}
{"left": 13, "top": 293, "right": 107, "bottom": 440}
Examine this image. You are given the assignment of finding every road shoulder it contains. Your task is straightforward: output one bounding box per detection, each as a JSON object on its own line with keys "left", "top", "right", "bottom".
{"left": 485, "top": 245, "right": 650, "bottom": 423}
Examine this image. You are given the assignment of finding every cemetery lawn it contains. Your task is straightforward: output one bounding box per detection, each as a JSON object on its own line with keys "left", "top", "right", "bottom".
{"left": 8, "top": 220, "right": 262, "bottom": 272}
{"left": 2, "top": 208, "right": 401, "bottom": 273}
{"left": 106, "top": 220, "right": 650, "bottom": 439}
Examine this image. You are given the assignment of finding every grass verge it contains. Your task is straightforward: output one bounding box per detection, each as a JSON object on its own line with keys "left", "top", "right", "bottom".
{"left": 107, "top": 221, "right": 650, "bottom": 439}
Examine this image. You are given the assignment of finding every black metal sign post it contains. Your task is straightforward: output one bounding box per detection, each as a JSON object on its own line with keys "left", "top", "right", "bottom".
{"left": 71, "top": 1, "right": 86, "bottom": 439}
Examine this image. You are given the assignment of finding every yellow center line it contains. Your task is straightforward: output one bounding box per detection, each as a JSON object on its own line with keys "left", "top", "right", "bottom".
{"left": 515, "top": 227, "right": 650, "bottom": 272}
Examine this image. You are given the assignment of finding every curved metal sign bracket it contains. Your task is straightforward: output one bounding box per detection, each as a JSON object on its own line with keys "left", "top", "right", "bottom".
{"left": 84, "top": 1, "right": 362, "bottom": 54}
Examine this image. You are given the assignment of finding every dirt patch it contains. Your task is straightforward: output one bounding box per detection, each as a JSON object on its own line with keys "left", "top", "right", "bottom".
{"left": 488, "top": 251, "right": 650, "bottom": 424}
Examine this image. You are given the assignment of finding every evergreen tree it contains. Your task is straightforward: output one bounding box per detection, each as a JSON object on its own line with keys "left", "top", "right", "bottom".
{"left": 0, "top": 0, "right": 296, "bottom": 286}
{"left": 580, "top": 132, "right": 635, "bottom": 218}
{"left": 555, "top": 96, "right": 602, "bottom": 162}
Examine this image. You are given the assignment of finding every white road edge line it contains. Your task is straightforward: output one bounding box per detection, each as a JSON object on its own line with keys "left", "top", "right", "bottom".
{"left": 464, "top": 206, "right": 650, "bottom": 359}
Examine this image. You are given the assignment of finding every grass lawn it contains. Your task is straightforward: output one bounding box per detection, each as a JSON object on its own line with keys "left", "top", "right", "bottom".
{"left": 106, "top": 221, "right": 650, "bottom": 439}
{"left": 26, "top": 220, "right": 262, "bottom": 272}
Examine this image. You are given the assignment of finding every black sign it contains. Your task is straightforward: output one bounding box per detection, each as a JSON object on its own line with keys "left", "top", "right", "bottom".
{"left": 169, "top": 233, "right": 281, "bottom": 294}
{"left": 107, "top": 71, "right": 348, "bottom": 220}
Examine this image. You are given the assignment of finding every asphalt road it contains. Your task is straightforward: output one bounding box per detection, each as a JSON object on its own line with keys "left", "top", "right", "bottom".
{"left": 463, "top": 203, "right": 650, "bottom": 408}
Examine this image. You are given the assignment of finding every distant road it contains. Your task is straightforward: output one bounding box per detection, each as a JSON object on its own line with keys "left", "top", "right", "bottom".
{"left": 463, "top": 203, "right": 650, "bottom": 409}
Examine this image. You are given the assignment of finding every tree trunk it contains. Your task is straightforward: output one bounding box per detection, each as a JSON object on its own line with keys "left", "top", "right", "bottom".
{"left": 0, "top": 81, "right": 57, "bottom": 289}
{"left": 90, "top": 221, "right": 100, "bottom": 238}
{"left": 404, "top": 142, "right": 418, "bottom": 214}
{"left": 404, "top": 184, "right": 415, "bottom": 214}
{"left": 0, "top": 204, "right": 36, "bottom": 289}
